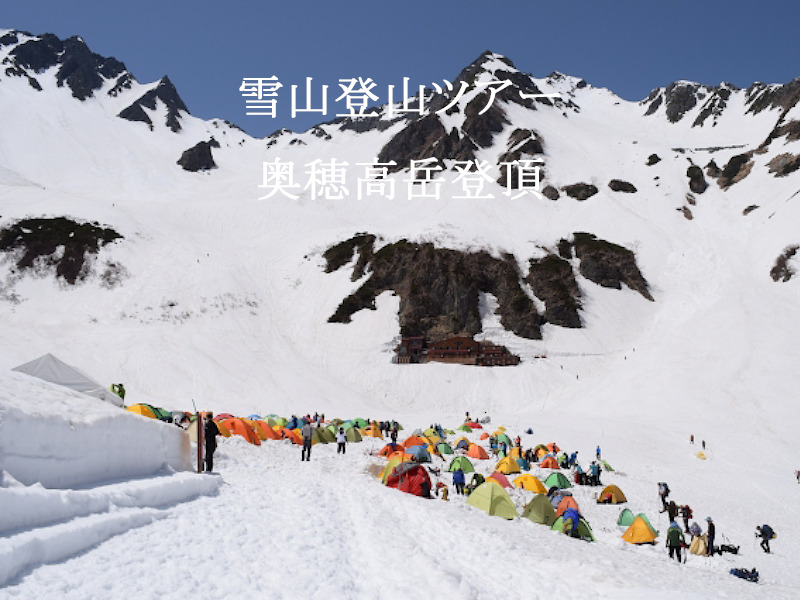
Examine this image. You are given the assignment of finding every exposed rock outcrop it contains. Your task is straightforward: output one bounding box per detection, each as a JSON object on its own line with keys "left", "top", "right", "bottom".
{"left": 717, "top": 153, "right": 754, "bottom": 189}
{"left": 0, "top": 217, "right": 122, "bottom": 284}
{"left": 768, "top": 153, "right": 800, "bottom": 177}
{"left": 770, "top": 246, "right": 798, "bottom": 282}
{"left": 562, "top": 183, "right": 598, "bottom": 201}
{"left": 118, "top": 76, "right": 189, "bottom": 132}
{"left": 572, "top": 233, "right": 653, "bottom": 300}
{"left": 526, "top": 254, "right": 581, "bottom": 328}
{"left": 687, "top": 165, "right": 708, "bottom": 193}
{"left": 608, "top": 179, "right": 637, "bottom": 193}
{"left": 177, "top": 139, "right": 219, "bottom": 172}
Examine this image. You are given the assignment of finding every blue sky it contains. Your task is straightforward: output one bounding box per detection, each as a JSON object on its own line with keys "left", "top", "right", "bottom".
{"left": 3, "top": 1, "right": 798, "bottom": 137}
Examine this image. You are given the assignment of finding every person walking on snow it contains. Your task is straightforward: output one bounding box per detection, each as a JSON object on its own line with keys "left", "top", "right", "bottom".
{"left": 679, "top": 505, "right": 693, "bottom": 533}
{"left": 301, "top": 421, "right": 314, "bottom": 461}
{"left": 690, "top": 434, "right": 694, "bottom": 444}
{"left": 336, "top": 427, "right": 346, "bottom": 454}
{"left": 203, "top": 413, "right": 220, "bottom": 472}
{"left": 666, "top": 521, "right": 687, "bottom": 563}
{"left": 658, "top": 482, "right": 670, "bottom": 510}
{"left": 756, "top": 525, "right": 774, "bottom": 553}
{"left": 453, "top": 468, "right": 466, "bottom": 495}
{"left": 596, "top": 446, "right": 601, "bottom": 460}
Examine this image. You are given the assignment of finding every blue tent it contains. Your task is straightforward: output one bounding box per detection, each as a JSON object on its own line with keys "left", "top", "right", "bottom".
{"left": 456, "top": 439, "right": 470, "bottom": 450}
{"left": 406, "top": 445, "right": 431, "bottom": 463}
{"left": 247, "top": 414, "right": 261, "bottom": 420}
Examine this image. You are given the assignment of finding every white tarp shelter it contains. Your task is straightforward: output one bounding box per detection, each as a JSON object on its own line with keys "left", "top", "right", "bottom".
{"left": 11, "top": 353, "right": 123, "bottom": 407}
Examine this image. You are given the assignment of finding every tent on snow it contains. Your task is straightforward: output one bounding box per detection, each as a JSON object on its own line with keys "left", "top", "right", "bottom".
{"left": 540, "top": 456, "right": 560, "bottom": 469}
{"left": 689, "top": 534, "right": 708, "bottom": 555}
{"left": 597, "top": 484, "right": 627, "bottom": 504}
{"left": 13, "top": 353, "right": 123, "bottom": 406}
{"left": 127, "top": 404, "right": 156, "bottom": 418}
{"left": 219, "top": 418, "right": 261, "bottom": 445}
{"left": 514, "top": 474, "right": 546, "bottom": 494}
{"left": 521, "top": 494, "right": 556, "bottom": 526}
{"left": 436, "top": 442, "right": 454, "bottom": 455}
{"left": 617, "top": 508, "right": 635, "bottom": 528}
{"left": 385, "top": 462, "right": 432, "bottom": 498}
{"left": 448, "top": 456, "right": 474, "bottom": 473}
{"left": 532, "top": 444, "right": 549, "bottom": 459}
{"left": 378, "top": 443, "right": 403, "bottom": 457}
{"left": 622, "top": 516, "right": 658, "bottom": 544}
{"left": 466, "top": 481, "right": 518, "bottom": 520}
{"left": 466, "top": 445, "right": 489, "bottom": 460}
{"left": 458, "top": 424, "right": 472, "bottom": 432}
{"left": 544, "top": 472, "right": 572, "bottom": 489}
{"left": 406, "top": 445, "right": 431, "bottom": 463}
{"left": 495, "top": 456, "right": 521, "bottom": 475}
{"left": 455, "top": 439, "right": 471, "bottom": 451}
{"left": 403, "top": 435, "right": 428, "bottom": 448}
{"left": 487, "top": 472, "right": 511, "bottom": 488}
{"left": 551, "top": 515, "right": 595, "bottom": 541}
{"left": 345, "top": 427, "right": 362, "bottom": 442}
{"left": 600, "top": 460, "right": 614, "bottom": 471}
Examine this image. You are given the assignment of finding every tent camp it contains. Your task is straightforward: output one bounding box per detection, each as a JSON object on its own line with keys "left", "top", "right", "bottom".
{"left": 466, "top": 481, "right": 518, "bottom": 520}
{"left": 597, "top": 485, "right": 627, "bottom": 504}
{"left": 521, "top": 494, "right": 556, "bottom": 526}
{"left": 622, "top": 516, "right": 658, "bottom": 544}
{"left": 13, "top": 353, "right": 123, "bottom": 406}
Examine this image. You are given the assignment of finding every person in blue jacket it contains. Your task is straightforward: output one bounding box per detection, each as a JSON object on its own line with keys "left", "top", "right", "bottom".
{"left": 562, "top": 507, "right": 581, "bottom": 538}
{"left": 452, "top": 468, "right": 465, "bottom": 495}
{"left": 756, "top": 525, "right": 774, "bottom": 553}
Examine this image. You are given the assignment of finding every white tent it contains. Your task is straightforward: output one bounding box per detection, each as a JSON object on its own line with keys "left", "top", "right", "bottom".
{"left": 11, "top": 353, "right": 123, "bottom": 407}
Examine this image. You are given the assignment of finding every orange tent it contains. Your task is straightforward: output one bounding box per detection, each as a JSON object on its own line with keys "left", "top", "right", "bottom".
{"left": 466, "top": 444, "right": 489, "bottom": 459}
{"left": 219, "top": 418, "right": 261, "bottom": 445}
{"left": 126, "top": 404, "right": 156, "bottom": 419}
{"left": 387, "top": 451, "right": 414, "bottom": 462}
{"left": 488, "top": 471, "right": 511, "bottom": 488}
{"left": 280, "top": 427, "right": 302, "bottom": 444}
{"left": 403, "top": 435, "right": 428, "bottom": 448}
{"left": 540, "top": 456, "right": 559, "bottom": 469}
{"left": 378, "top": 443, "right": 404, "bottom": 457}
{"left": 480, "top": 432, "right": 490, "bottom": 440}
{"left": 547, "top": 443, "right": 560, "bottom": 453}
{"left": 362, "top": 426, "right": 383, "bottom": 439}
{"left": 555, "top": 495, "right": 580, "bottom": 518}
{"left": 252, "top": 420, "right": 281, "bottom": 440}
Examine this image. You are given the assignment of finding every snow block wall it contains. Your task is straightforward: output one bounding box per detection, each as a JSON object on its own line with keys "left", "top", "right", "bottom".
{"left": 0, "top": 371, "right": 191, "bottom": 488}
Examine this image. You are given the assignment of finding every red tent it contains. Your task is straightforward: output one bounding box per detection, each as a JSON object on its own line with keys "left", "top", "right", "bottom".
{"left": 386, "top": 463, "right": 432, "bottom": 498}
{"left": 540, "top": 456, "right": 559, "bottom": 469}
{"left": 466, "top": 422, "right": 483, "bottom": 429}
{"left": 488, "top": 471, "right": 511, "bottom": 488}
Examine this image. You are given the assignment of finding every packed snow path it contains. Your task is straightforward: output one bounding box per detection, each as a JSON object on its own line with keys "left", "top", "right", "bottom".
{"left": 3, "top": 433, "right": 798, "bottom": 600}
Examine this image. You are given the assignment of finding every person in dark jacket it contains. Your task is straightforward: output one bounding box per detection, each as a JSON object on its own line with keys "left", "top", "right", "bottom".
{"left": 679, "top": 505, "right": 693, "bottom": 533}
{"left": 706, "top": 517, "right": 716, "bottom": 556}
{"left": 336, "top": 427, "right": 346, "bottom": 454}
{"left": 452, "top": 468, "right": 465, "bottom": 495}
{"left": 301, "top": 422, "right": 314, "bottom": 461}
{"left": 756, "top": 525, "right": 773, "bottom": 553}
{"left": 658, "top": 482, "right": 670, "bottom": 509}
{"left": 666, "top": 521, "right": 687, "bottom": 562}
{"left": 204, "top": 413, "right": 220, "bottom": 472}
{"left": 661, "top": 500, "right": 678, "bottom": 522}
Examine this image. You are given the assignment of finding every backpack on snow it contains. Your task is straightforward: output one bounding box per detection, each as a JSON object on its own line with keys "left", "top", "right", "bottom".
{"left": 761, "top": 524, "right": 775, "bottom": 539}
{"left": 730, "top": 568, "right": 758, "bottom": 583}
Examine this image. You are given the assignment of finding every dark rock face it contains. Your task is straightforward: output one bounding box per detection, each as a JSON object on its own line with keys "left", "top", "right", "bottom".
{"left": 742, "top": 205, "right": 759, "bottom": 216}
{"left": 686, "top": 165, "right": 708, "bottom": 193}
{"left": 680, "top": 206, "right": 694, "bottom": 220}
{"left": 497, "top": 129, "right": 545, "bottom": 187}
{"left": 770, "top": 246, "right": 798, "bottom": 282}
{"left": 542, "top": 185, "right": 560, "bottom": 201}
{"left": 526, "top": 254, "right": 581, "bottom": 328}
{"left": 572, "top": 233, "right": 653, "bottom": 300}
{"left": 462, "top": 93, "right": 509, "bottom": 148}
{"left": 717, "top": 153, "right": 753, "bottom": 189}
{"left": 608, "top": 179, "right": 637, "bottom": 193}
{"left": 118, "top": 76, "right": 189, "bottom": 132}
{"left": 376, "top": 114, "right": 477, "bottom": 174}
{"left": 646, "top": 154, "right": 661, "bottom": 166}
{"left": 0, "top": 217, "right": 122, "bottom": 284}
{"left": 663, "top": 82, "right": 699, "bottom": 122}
{"left": 177, "top": 139, "right": 219, "bottom": 172}
{"left": 323, "top": 233, "right": 653, "bottom": 340}
{"left": 562, "top": 183, "right": 598, "bottom": 201}
{"left": 768, "top": 153, "right": 800, "bottom": 177}
{"left": 746, "top": 78, "right": 800, "bottom": 116}
{"left": 326, "top": 237, "right": 543, "bottom": 341}
{"left": 323, "top": 234, "right": 376, "bottom": 279}
{"left": 0, "top": 32, "right": 19, "bottom": 47}
{"left": 705, "top": 160, "right": 721, "bottom": 178}
{"left": 692, "top": 86, "right": 733, "bottom": 127}
{"left": 8, "top": 33, "right": 126, "bottom": 100}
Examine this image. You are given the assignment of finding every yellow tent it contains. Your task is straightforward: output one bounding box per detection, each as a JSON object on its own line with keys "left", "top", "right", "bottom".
{"left": 495, "top": 456, "right": 521, "bottom": 475}
{"left": 381, "top": 456, "right": 406, "bottom": 484}
{"left": 126, "top": 404, "right": 156, "bottom": 418}
{"left": 508, "top": 447, "right": 522, "bottom": 459}
{"left": 514, "top": 474, "right": 546, "bottom": 493}
{"left": 622, "top": 516, "right": 657, "bottom": 544}
{"left": 696, "top": 451, "right": 707, "bottom": 460}
{"left": 466, "top": 481, "right": 518, "bottom": 520}
{"left": 597, "top": 484, "right": 627, "bottom": 504}
{"left": 362, "top": 426, "right": 384, "bottom": 439}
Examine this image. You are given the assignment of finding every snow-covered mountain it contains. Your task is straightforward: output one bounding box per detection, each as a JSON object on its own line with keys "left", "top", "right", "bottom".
{"left": 1, "top": 29, "right": 799, "bottom": 446}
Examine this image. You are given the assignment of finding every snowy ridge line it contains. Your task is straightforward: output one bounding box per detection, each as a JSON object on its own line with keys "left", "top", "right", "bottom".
{"left": 0, "top": 506, "right": 168, "bottom": 588}
{"left": 0, "top": 471, "right": 221, "bottom": 536}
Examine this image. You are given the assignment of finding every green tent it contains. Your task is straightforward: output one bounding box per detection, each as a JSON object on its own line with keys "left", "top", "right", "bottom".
{"left": 601, "top": 460, "right": 614, "bottom": 472}
{"left": 353, "top": 418, "right": 368, "bottom": 428}
{"left": 331, "top": 418, "right": 344, "bottom": 426}
{"left": 273, "top": 417, "right": 287, "bottom": 427}
{"left": 447, "top": 456, "right": 475, "bottom": 473}
{"left": 345, "top": 428, "right": 362, "bottom": 442}
{"left": 635, "top": 513, "right": 658, "bottom": 536}
{"left": 326, "top": 424, "right": 338, "bottom": 434}
{"left": 496, "top": 433, "right": 513, "bottom": 446}
{"left": 149, "top": 405, "right": 173, "bottom": 421}
{"left": 617, "top": 508, "right": 635, "bottom": 528}
{"left": 444, "top": 429, "right": 455, "bottom": 435}
{"left": 497, "top": 450, "right": 506, "bottom": 459}
{"left": 458, "top": 424, "right": 472, "bottom": 432}
{"left": 436, "top": 442, "right": 454, "bottom": 455}
{"left": 551, "top": 515, "right": 595, "bottom": 541}
{"left": 266, "top": 417, "right": 277, "bottom": 427}
{"left": 544, "top": 472, "right": 572, "bottom": 489}
{"left": 521, "top": 494, "right": 556, "bottom": 526}
{"left": 466, "top": 482, "right": 518, "bottom": 520}
{"left": 313, "top": 427, "right": 335, "bottom": 444}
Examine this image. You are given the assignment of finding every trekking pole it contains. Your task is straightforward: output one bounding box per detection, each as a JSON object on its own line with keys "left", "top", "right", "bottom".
{"left": 192, "top": 399, "right": 202, "bottom": 473}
